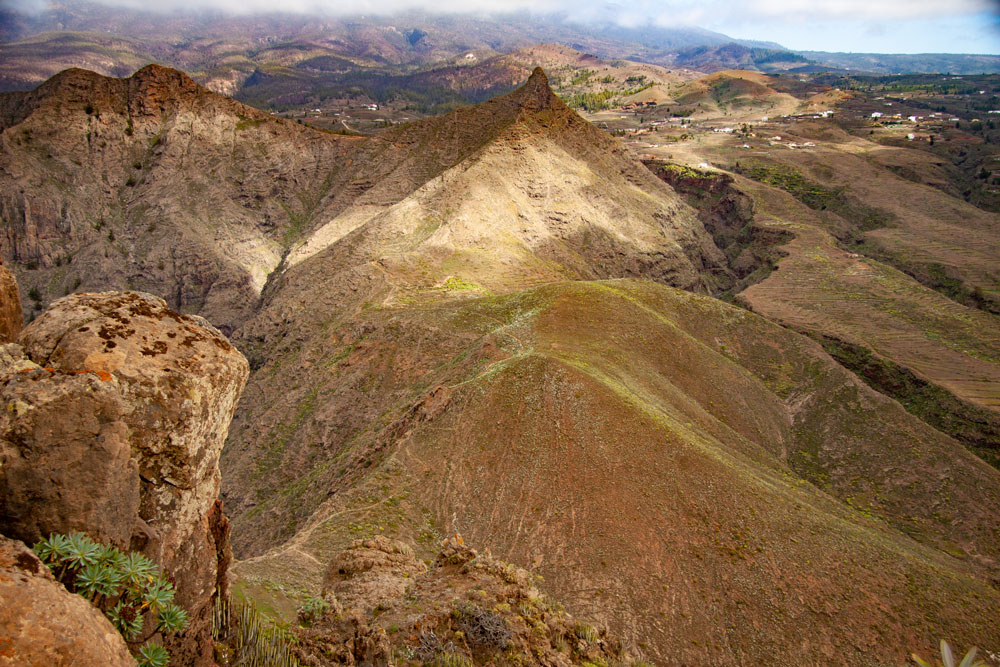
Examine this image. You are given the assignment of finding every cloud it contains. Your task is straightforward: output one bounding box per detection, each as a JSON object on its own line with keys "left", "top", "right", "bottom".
{"left": 8, "top": 0, "right": 997, "bottom": 53}
{"left": 9, "top": 0, "right": 997, "bottom": 20}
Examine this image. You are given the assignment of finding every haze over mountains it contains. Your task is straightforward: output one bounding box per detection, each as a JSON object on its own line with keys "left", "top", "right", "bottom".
{"left": 1, "top": 0, "right": 999, "bottom": 101}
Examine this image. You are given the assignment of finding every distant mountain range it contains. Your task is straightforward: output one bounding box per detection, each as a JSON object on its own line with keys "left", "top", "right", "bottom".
{"left": 799, "top": 51, "right": 1000, "bottom": 75}
{"left": 1, "top": 1, "right": 998, "bottom": 99}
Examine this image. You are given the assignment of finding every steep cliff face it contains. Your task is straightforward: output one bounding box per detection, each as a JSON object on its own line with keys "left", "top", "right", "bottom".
{"left": 0, "top": 65, "right": 354, "bottom": 333}
{"left": 0, "top": 535, "right": 136, "bottom": 666}
{"left": 0, "top": 261, "right": 20, "bottom": 343}
{"left": 0, "top": 291, "right": 248, "bottom": 665}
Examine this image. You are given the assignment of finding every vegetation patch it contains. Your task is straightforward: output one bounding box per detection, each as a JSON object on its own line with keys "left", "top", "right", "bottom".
{"left": 235, "top": 116, "right": 268, "bottom": 131}
{"left": 33, "top": 533, "right": 189, "bottom": 666}
{"left": 213, "top": 594, "right": 300, "bottom": 666}
{"left": 815, "top": 334, "right": 1000, "bottom": 469}
{"left": 734, "top": 160, "right": 843, "bottom": 211}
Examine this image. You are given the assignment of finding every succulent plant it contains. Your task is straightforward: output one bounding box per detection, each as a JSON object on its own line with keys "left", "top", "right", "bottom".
{"left": 33, "top": 533, "right": 189, "bottom": 665}
{"left": 136, "top": 642, "right": 170, "bottom": 667}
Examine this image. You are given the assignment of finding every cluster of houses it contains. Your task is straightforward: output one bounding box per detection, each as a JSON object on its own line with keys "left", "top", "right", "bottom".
{"left": 871, "top": 111, "right": 961, "bottom": 124}
{"left": 772, "top": 110, "right": 834, "bottom": 122}
{"left": 620, "top": 101, "right": 659, "bottom": 111}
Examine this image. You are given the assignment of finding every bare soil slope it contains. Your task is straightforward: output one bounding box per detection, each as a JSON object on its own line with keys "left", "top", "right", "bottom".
{"left": 231, "top": 280, "right": 1000, "bottom": 666}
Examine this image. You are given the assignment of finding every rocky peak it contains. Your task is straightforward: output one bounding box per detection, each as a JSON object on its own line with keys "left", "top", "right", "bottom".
{"left": 127, "top": 63, "right": 203, "bottom": 113}
{"left": 507, "top": 66, "right": 565, "bottom": 114}
{"left": 7, "top": 63, "right": 217, "bottom": 125}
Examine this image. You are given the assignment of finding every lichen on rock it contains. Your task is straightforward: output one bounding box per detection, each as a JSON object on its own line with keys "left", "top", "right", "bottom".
{"left": 0, "top": 290, "right": 248, "bottom": 665}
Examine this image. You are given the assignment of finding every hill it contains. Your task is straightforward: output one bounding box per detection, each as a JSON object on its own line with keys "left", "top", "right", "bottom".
{"left": 671, "top": 43, "right": 819, "bottom": 73}
{"left": 668, "top": 70, "right": 800, "bottom": 117}
{"left": 2, "top": 64, "right": 1000, "bottom": 665}
{"left": 0, "top": 64, "right": 354, "bottom": 333}
{"left": 219, "top": 71, "right": 1000, "bottom": 664}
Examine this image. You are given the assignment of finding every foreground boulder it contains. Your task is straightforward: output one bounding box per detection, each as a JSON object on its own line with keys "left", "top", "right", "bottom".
{"left": 0, "top": 291, "right": 248, "bottom": 665}
{"left": 0, "top": 534, "right": 135, "bottom": 666}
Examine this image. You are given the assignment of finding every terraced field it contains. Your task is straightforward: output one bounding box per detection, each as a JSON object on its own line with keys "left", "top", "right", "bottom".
{"left": 658, "top": 123, "right": 1000, "bottom": 414}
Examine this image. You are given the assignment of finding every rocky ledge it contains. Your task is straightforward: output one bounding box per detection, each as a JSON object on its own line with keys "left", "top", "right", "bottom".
{"left": 0, "top": 291, "right": 248, "bottom": 665}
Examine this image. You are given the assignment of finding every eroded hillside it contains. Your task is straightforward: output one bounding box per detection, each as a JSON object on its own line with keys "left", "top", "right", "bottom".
{"left": 2, "top": 64, "right": 1000, "bottom": 665}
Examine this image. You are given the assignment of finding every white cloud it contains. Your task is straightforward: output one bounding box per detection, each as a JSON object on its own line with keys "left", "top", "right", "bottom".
{"left": 12, "top": 0, "right": 997, "bottom": 20}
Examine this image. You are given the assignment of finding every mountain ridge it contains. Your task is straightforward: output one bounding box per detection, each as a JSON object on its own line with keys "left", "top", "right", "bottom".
{"left": 2, "top": 63, "right": 1000, "bottom": 664}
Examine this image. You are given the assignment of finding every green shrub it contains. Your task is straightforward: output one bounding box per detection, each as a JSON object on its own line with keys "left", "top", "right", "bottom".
{"left": 457, "top": 604, "right": 511, "bottom": 651}
{"left": 296, "top": 596, "right": 330, "bottom": 626}
{"left": 33, "top": 532, "right": 187, "bottom": 664}
{"left": 137, "top": 643, "right": 170, "bottom": 667}
{"left": 574, "top": 622, "right": 600, "bottom": 643}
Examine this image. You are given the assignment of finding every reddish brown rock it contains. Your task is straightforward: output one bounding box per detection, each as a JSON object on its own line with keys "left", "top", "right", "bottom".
{"left": 0, "top": 344, "right": 139, "bottom": 548}
{"left": 0, "top": 534, "right": 135, "bottom": 666}
{"left": 0, "top": 291, "right": 248, "bottom": 666}
{"left": 323, "top": 537, "right": 427, "bottom": 615}
{"left": 0, "top": 262, "right": 21, "bottom": 344}
{"left": 296, "top": 536, "right": 629, "bottom": 667}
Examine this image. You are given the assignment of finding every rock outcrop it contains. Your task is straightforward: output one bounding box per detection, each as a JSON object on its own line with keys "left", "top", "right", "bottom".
{"left": 0, "top": 291, "right": 248, "bottom": 665}
{"left": 293, "top": 536, "right": 636, "bottom": 667}
{"left": 0, "top": 262, "right": 20, "bottom": 343}
{"left": 0, "top": 534, "right": 135, "bottom": 666}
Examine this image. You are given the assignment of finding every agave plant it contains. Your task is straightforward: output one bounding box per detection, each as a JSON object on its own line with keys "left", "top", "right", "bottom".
{"left": 119, "top": 552, "right": 158, "bottom": 591}
{"left": 32, "top": 533, "right": 71, "bottom": 564}
{"left": 108, "top": 601, "right": 145, "bottom": 641}
{"left": 157, "top": 602, "right": 189, "bottom": 634}
{"left": 75, "top": 561, "right": 123, "bottom": 601}
{"left": 912, "top": 640, "right": 986, "bottom": 667}
{"left": 136, "top": 642, "right": 170, "bottom": 667}
{"left": 33, "top": 532, "right": 189, "bottom": 666}
{"left": 142, "top": 579, "right": 176, "bottom": 615}
{"left": 60, "top": 532, "right": 100, "bottom": 581}
{"left": 63, "top": 533, "right": 100, "bottom": 565}
{"left": 95, "top": 542, "right": 128, "bottom": 570}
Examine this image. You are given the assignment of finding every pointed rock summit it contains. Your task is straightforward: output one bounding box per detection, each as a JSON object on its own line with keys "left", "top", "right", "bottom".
{"left": 510, "top": 66, "right": 563, "bottom": 113}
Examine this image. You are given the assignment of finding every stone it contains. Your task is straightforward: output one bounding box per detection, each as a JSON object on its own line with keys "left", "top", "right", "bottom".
{"left": 0, "top": 263, "right": 20, "bottom": 344}
{"left": 0, "top": 344, "right": 139, "bottom": 548}
{"left": 0, "top": 291, "right": 248, "bottom": 666}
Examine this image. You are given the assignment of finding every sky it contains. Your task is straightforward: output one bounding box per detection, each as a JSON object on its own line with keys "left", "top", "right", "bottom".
{"left": 7, "top": 0, "right": 1000, "bottom": 54}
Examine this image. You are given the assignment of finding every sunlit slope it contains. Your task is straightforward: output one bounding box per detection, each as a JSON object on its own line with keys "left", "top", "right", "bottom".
{"left": 230, "top": 280, "right": 1000, "bottom": 665}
